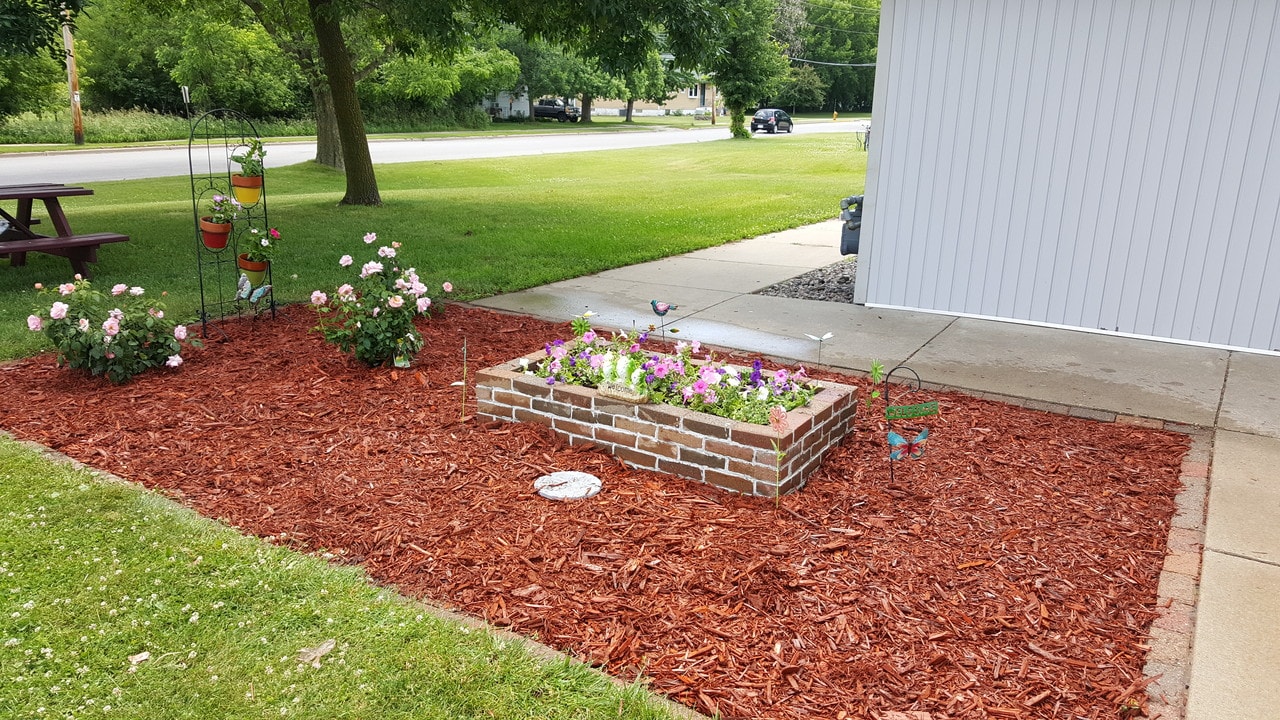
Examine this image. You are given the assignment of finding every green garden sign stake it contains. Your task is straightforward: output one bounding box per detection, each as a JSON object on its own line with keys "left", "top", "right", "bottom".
{"left": 883, "top": 365, "right": 938, "bottom": 485}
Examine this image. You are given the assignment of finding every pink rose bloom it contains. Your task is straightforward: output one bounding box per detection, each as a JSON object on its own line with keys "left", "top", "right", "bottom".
{"left": 378, "top": 246, "right": 396, "bottom": 258}
{"left": 363, "top": 232, "right": 377, "bottom": 244}
{"left": 33, "top": 283, "right": 43, "bottom": 290}
{"left": 392, "top": 241, "right": 401, "bottom": 248}
{"left": 311, "top": 290, "right": 328, "bottom": 305}
{"left": 394, "top": 278, "right": 410, "bottom": 291}
{"left": 111, "top": 283, "right": 128, "bottom": 296}
{"left": 105, "top": 352, "right": 115, "bottom": 360}
{"left": 49, "top": 302, "right": 69, "bottom": 320}
{"left": 442, "top": 282, "right": 453, "bottom": 293}
{"left": 148, "top": 308, "right": 164, "bottom": 319}
{"left": 360, "top": 261, "right": 383, "bottom": 278}
{"left": 411, "top": 282, "right": 428, "bottom": 295}
{"left": 339, "top": 255, "right": 353, "bottom": 267}
{"left": 387, "top": 295, "right": 404, "bottom": 308}
{"left": 173, "top": 325, "right": 188, "bottom": 341}
{"left": 416, "top": 297, "right": 431, "bottom": 313}
{"left": 370, "top": 306, "right": 381, "bottom": 317}
{"left": 337, "top": 284, "right": 355, "bottom": 301}
{"left": 166, "top": 355, "right": 183, "bottom": 368}
{"left": 58, "top": 283, "right": 76, "bottom": 295}
{"left": 108, "top": 308, "right": 124, "bottom": 320}
{"left": 129, "top": 286, "right": 144, "bottom": 296}
{"left": 27, "top": 315, "right": 43, "bottom": 331}
{"left": 74, "top": 274, "right": 82, "bottom": 280}
{"left": 102, "top": 317, "right": 120, "bottom": 336}
{"left": 77, "top": 318, "right": 89, "bottom": 332}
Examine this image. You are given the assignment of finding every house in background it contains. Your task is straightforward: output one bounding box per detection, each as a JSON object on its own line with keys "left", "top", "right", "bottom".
{"left": 594, "top": 82, "right": 718, "bottom": 117}
{"left": 855, "top": 0, "right": 1280, "bottom": 353}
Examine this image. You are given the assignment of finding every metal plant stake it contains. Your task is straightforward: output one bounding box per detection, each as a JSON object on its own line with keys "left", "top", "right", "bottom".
{"left": 882, "top": 365, "right": 939, "bottom": 484}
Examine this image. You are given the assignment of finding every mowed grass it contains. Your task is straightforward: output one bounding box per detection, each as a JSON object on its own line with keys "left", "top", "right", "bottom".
{"left": 1, "top": 133, "right": 867, "bottom": 359}
{"left": 0, "top": 437, "right": 686, "bottom": 719}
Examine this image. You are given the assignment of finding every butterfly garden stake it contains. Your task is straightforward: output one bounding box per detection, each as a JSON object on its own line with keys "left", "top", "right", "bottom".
{"left": 882, "top": 365, "right": 939, "bottom": 485}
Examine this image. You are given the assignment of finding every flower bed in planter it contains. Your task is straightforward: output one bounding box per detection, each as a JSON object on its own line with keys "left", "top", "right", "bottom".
{"left": 476, "top": 351, "right": 858, "bottom": 497}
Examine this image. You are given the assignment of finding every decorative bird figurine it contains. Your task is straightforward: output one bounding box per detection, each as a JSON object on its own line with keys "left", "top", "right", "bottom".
{"left": 650, "top": 300, "right": 678, "bottom": 316}
{"left": 236, "top": 273, "right": 252, "bottom": 300}
{"left": 249, "top": 284, "right": 272, "bottom": 304}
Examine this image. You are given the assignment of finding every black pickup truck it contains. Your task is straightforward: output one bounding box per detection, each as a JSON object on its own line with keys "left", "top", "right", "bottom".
{"left": 533, "top": 98, "right": 580, "bottom": 122}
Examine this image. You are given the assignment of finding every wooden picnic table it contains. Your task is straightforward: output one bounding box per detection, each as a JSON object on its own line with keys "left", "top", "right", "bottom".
{"left": 0, "top": 183, "right": 129, "bottom": 278}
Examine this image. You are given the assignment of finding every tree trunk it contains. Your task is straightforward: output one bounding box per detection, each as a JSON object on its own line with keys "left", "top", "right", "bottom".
{"left": 311, "top": 78, "right": 343, "bottom": 170}
{"left": 307, "top": 0, "right": 380, "bottom": 205}
{"left": 526, "top": 95, "right": 535, "bottom": 121}
{"left": 625, "top": 98, "right": 635, "bottom": 123}
{"left": 581, "top": 95, "right": 593, "bottom": 122}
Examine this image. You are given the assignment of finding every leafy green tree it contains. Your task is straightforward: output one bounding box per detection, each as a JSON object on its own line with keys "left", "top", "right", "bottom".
{"left": 797, "top": 0, "right": 878, "bottom": 111}
{"left": 775, "top": 63, "right": 827, "bottom": 113}
{"left": 710, "top": 0, "right": 788, "bottom": 138}
{"left": 618, "top": 51, "right": 690, "bottom": 122}
{"left": 158, "top": 17, "right": 306, "bottom": 117}
{"left": 0, "top": 0, "right": 85, "bottom": 56}
{"left": 0, "top": 54, "right": 62, "bottom": 120}
{"left": 76, "top": 0, "right": 185, "bottom": 113}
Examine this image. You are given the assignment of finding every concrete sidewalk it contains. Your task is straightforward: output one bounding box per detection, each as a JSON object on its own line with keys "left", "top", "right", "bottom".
{"left": 475, "top": 220, "right": 1280, "bottom": 720}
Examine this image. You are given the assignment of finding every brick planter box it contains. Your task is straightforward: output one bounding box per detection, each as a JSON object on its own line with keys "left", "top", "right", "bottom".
{"left": 475, "top": 352, "right": 858, "bottom": 497}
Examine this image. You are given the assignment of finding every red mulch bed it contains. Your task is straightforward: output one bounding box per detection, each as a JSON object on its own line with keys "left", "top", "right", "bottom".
{"left": 0, "top": 304, "right": 1188, "bottom": 720}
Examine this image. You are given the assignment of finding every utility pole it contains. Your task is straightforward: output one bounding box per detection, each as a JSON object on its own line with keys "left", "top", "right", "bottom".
{"left": 61, "top": 16, "right": 85, "bottom": 145}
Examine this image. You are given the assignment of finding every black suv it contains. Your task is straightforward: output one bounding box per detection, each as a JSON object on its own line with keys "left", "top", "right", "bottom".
{"left": 750, "top": 109, "right": 793, "bottom": 134}
{"left": 533, "top": 98, "right": 581, "bottom": 122}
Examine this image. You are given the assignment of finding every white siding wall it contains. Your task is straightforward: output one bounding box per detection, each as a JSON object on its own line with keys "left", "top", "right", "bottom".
{"left": 857, "top": 0, "right": 1280, "bottom": 351}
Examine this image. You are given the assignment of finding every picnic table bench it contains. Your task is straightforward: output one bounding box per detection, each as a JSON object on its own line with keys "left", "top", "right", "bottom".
{"left": 0, "top": 183, "right": 129, "bottom": 278}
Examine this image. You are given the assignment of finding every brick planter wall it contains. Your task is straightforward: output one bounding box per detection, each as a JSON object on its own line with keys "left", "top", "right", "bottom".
{"left": 475, "top": 353, "right": 858, "bottom": 497}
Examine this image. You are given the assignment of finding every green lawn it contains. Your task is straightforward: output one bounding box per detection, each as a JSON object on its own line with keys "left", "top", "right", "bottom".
{"left": 0, "top": 437, "right": 685, "bottom": 719}
{"left": 2, "top": 133, "right": 867, "bottom": 359}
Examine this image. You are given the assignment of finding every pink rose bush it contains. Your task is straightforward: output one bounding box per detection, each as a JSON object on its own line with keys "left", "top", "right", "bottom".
{"left": 311, "top": 232, "right": 452, "bottom": 368}
{"left": 27, "top": 278, "right": 201, "bottom": 384}
{"left": 531, "top": 312, "right": 819, "bottom": 425}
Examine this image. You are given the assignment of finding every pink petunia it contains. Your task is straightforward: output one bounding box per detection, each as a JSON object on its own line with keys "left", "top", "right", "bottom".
{"left": 111, "top": 283, "right": 128, "bottom": 296}
{"left": 268, "top": 227, "right": 280, "bottom": 239}
{"left": 102, "top": 317, "right": 120, "bottom": 336}
{"left": 173, "top": 325, "right": 188, "bottom": 341}
{"left": 49, "top": 302, "right": 69, "bottom": 320}
{"left": 582, "top": 331, "right": 597, "bottom": 343}
{"left": 166, "top": 355, "right": 183, "bottom": 368}
{"left": 339, "top": 255, "right": 353, "bottom": 267}
{"left": 416, "top": 297, "right": 431, "bottom": 313}
{"left": 311, "top": 290, "right": 328, "bottom": 305}
{"left": 26, "top": 315, "right": 43, "bottom": 332}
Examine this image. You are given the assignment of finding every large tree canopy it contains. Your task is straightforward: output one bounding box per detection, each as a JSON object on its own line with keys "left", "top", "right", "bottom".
{"left": 711, "top": 0, "right": 788, "bottom": 138}
{"left": 0, "top": 0, "right": 85, "bottom": 56}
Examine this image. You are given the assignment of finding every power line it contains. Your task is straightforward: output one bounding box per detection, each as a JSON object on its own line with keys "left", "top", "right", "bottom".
{"left": 789, "top": 57, "right": 876, "bottom": 67}
{"left": 801, "top": 20, "right": 879, "bottom": 37}
{"left": 797, "top": 0, "right": 882, "bottom": 17}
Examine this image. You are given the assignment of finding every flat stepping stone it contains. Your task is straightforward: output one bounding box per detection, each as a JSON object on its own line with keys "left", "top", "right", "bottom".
{"left": 534, "top": 471, "right": 602, "bottom": 500}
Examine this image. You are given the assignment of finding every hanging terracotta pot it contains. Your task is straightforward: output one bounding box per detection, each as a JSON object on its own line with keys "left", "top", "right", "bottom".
{"left": 199, "top": 217, "right": 232, "bottom": 250}
{"left": 230, "top": 174, "right": 263, "bottom": 205}
{"left": 237, "top": 254, "right": 269, "bottom": 287}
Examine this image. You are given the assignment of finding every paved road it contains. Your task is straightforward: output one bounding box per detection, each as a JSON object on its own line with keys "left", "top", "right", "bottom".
{"left": 0, "top": 121, "right": 861, "bottom": 184}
